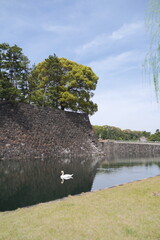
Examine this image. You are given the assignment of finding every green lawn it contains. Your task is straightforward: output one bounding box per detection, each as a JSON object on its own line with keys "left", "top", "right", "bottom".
{"left": 0, "top": 176, "right": 160, "bottom": 240}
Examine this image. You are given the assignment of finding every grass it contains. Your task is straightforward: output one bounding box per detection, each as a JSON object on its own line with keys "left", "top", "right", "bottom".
{"left": 0, "top": 176, "right": 160, "bottom": 240}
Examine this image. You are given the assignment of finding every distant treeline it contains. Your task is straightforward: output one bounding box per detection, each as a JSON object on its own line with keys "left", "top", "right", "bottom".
{"left": 93, "top": 125, "right": 160, "bottom": 142}
{"left": 148, "top": 129, "right": 160, "bottom": 142}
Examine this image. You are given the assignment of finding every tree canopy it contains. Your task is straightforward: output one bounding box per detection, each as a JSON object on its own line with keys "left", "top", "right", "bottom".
{"left": 29, "top": 55, "right": 98, "bottom": 115}
{"left": 0, "top": 43, "right": 98, "bottom": 115}
{"left": 148, "top": 129, "right": 160, "bottom": 141}
{"left": 93, "top": 125, "right": 151, "bottom": 141}
{"left": 0, "top": 43, "right": 30, "bottom": 102}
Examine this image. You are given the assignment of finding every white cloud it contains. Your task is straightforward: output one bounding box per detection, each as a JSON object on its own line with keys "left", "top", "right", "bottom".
{"left": 75, "top": 33, "right": 108, "bottom": 54}
{"left": 75, "top": 21, "right": 144, "bottom": 55}
{"left": 89, "top": 50, "right": 144, "bottom": 78}
{"left": 109, "top": 21, "right": 144, "bottom": 40}
{"left": 42, "top": 24, "right": 77, "bottom": 34}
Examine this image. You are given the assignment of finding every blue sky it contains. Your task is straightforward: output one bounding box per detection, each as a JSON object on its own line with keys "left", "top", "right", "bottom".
{"left": 1, "top": 0, "right": 160, "bottom": 133}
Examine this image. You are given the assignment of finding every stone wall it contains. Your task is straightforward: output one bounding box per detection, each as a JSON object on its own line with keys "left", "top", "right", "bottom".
{"left": 1, "top": 102, "right": 160, "bottom": 161}
{"left": 0, "top": 102, "right": 100, "bottom": 160}
{"left": 100, "top": 140, "right": 160, "bottom": 160}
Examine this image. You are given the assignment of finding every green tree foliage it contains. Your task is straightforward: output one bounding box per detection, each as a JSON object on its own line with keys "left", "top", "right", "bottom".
{"left": 144, "top": 0, "right": 160, "bottom": 101}
{"left": 93, "top": 125, "right": 151, "bottom": 141}
{"left": 0, "top": 76, "right": 18, "bottom": 101}
{"left": 148, "top": 129, "right": 160, "bottom": 141}
{"left": 0, "top": 43, "right": 30, "bottom": 102}
{"left": 28, "top": 55, "right": 63, "bottom": 107}
{"left": 0, "top": 43, "right": 98, "bottom": 115}
{"left": 29, "top": 55, "right": 98, "bottom": 115}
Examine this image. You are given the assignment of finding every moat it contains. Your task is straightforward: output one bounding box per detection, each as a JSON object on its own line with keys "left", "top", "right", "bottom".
{"left": 0, "top": 155, "right": 160, "bottom": 211}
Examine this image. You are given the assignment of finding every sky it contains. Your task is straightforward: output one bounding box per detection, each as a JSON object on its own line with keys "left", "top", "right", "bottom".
{"left": 1, "top": 0, "right": 160, "bottom": 133}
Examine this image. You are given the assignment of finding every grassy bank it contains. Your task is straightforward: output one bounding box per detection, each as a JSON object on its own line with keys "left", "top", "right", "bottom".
{"left": 0, "top": 176, "right": 160, "bottom": 240}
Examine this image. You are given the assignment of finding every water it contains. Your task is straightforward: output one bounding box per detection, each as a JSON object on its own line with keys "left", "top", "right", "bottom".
{"left": 92, "top": 159, "right": 160, "bottom": 191}
{"left": 0, "top": 156, "right": 160, "bottom": 211}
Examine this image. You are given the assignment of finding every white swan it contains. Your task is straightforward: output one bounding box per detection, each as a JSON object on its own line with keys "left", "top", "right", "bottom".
{"left": 60, "top": 170, "right": 73, "bottom": 180}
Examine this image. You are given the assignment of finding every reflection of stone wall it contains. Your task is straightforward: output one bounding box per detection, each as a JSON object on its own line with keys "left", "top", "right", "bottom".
{"left": 101, "top": 141, "right": 160, "bottom": 160}
{"left": 0, "top": 102, "right": 100, "bottom": 160}
{"left": 0, "top": 156, "right": 98, "bottom": 211}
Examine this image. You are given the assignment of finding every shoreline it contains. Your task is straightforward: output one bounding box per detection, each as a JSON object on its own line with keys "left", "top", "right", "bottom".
{"left": 0, "top": 176, "right": 159, "bottom": 240}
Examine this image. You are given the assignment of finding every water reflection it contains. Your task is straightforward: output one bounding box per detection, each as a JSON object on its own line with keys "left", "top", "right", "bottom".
{"left": 91, "top": 157, "right": 160, "bottom": 191}
{"left": 0, "top": 156, "right": 99, "bottom": 211}
{"left": 0, "top": 156, "right": 160, "bottom": 211}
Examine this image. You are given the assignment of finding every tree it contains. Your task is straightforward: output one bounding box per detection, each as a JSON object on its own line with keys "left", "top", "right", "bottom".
{"left": 28, "top": 54, "right": 63, "bottom": 107}
{"left": 0, "top": 75, "right": 18, "bottom": 101}
{"left": 148, "top": 129, "right": 160, "bottom": 141}
{"left": 29, "top": 55, "right": 98, "bottom": 115}
{"left": 144, "top": 0, "right": 160, "bottom": 101}
{"left": 59, "top": 58, "right": 98, "bottom": 114}
{"left": 93, "top": 125, "right": 151, "bottom": 141}
{"left": 0, "top": 43, "right": 30, "bottom": 102}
